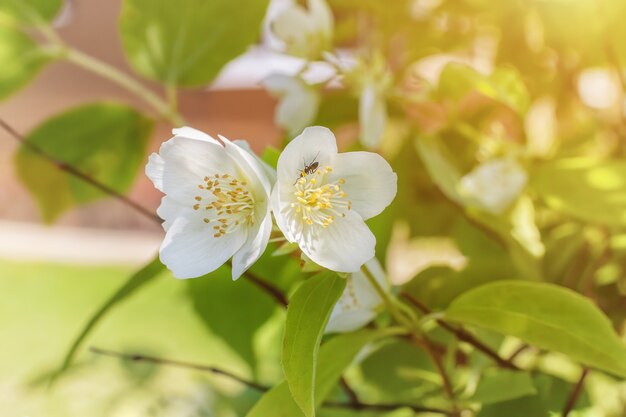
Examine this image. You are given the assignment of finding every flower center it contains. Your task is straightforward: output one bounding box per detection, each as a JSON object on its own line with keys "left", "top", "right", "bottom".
{"left": 193, "top": 173, "right": 255, "bottom": 238}
{"left": 290, "top": 166, "right": 351, "bottom": 228}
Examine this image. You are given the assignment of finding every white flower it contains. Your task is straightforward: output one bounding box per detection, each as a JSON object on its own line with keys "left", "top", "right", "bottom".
{"left": 326, "top": 258, "right": 388, "bottom": 333}
{"left": 270, "top": 0, "right": 333, "bottom": 59}
{"left": 359, "top": 82, "right": 388, "bottom": 149}
{"left": 262, "top": 73, "right": 320, "bottom": 136}
{"left": 459, "top": 158, "right": 528, "bottom": 215}
{"left": 271, "top": 126, "right": 397, "bottom": 272}
{"left": 146, "top": 127, "right": 274, "bottom": 280}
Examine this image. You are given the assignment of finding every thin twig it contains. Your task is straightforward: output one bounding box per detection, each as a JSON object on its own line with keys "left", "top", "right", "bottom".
{"left": 323, "top": 400, "right": 452, "bottom": 415}
{"left": 90, "top": 346, "right": 268, "bottom": 391}
{"left": 91, "top": 347, "right": 454, "bottom": 415}
{"left": 241, "top": 266, "right": 289, "bottom": 308}
{"left": 562, "top": 368, "right": 590, "bottom": 417}
{"left": 401, "top": 293, "right": 520, "bottom": 370}
{"left": 411, "top": 335, "right": 459, "bottom": 415}
{"left": 0, "top": 118, "right": 162, "bottom": 224}
{"left": 507, "top": 343, "right": 530, "bottom": 362}
{"left": 339, "top": 377, "right": 360, "bottom": 405}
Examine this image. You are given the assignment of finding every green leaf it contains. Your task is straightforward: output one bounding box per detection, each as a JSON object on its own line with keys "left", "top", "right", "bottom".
{"left": 415, "top": 135, "right": 463, "bottom": 203}
{"left": 52, "top": 256, "right": 164, "bottom": 382}
{"left": 531, "top": 158, "right": 626, "bottom": 227}
{"left": 119, "top": 0, "right": 270, "bottom": 87}
{"left": 0, "top": 25, "right": 52, "bottom": 101}
{"left": 0, "top": 0, "right": 63, "bottom": 24}
{"left": 247, "top": 330, "right": 385, "bottom": 417}
{"left": 14, "top": 103, "right": 154, "bottom": 223}
{"left": 360, "top": 338, "right": 438, "bottom": 401}
{"left": 187, "top": 265, "right": 279, "bottom": 373}
{"left": 282, "top": 272, "right": 346, "bottom": 417}
{"left": 438, "top": 63, "right": 530, "bottom": 114}
{"left": 445, "top": 281, "right": 626, "bottom": 378}
{"left": 471, "top": 370, "right": 537, "bottom": 405}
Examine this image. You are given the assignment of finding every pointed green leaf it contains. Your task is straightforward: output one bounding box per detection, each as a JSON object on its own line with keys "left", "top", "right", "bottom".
{"left": 0, "top": 0, "right": 63, "bottom": 24}
{"left": 14, "top": 103, "right": 153, "bottom": 223}
{"left": 531, "top": 158, "right": 626, "bottom": 227}
{"left": 283, "top": 272, "right": 346, "bottom": 417}
{"left": 445, "top": 281, "right": 626, "bottom": 378}
{"left": 248, "top": 330, "right": 385, "bottom": 417}
{"left": 0, "top": 26, "right": 52, "bottom": 101}
{"left": 119, "top": 0, "right": 270, "bottom": 87}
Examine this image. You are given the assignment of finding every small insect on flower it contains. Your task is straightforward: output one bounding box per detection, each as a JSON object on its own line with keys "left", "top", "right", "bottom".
{"left": 272, "top": 126, "right": 397, "bottom": 273}
{"left": 293, "top": 151, "right": 320, "bottom": 185}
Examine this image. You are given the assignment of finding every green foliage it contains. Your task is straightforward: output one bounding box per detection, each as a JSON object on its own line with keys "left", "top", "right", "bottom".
{"left": 0, "top": 26, "right": 52, "bottom": 101}
{"left": 282, "top": 272, "right": 346, "bottom": 417}
{"left": 0, "top": 0, "right": 63, "bottom": 24}
{"left": 53, "top": 256, "right": 164, "bottom": 380}
{"left": 531, "top": 158, "right": 626, "bottom": 227}
{"left": 187, "top": 265, "right": 280, "bottom": 374}
{"left": 15, "top": 103, "right": 153, "bottom": 223}
{"left": 119, "top": 0, "right": 269, "bottom": 87}
{"left": 470, "top": 370, "right": 536, "bottom": 405}
{"left": 445, "top": 281, "right": 626, "bottom": 377}
{"left": 438, "top": 63, "right": 530, "bottom": 114}
{"left": 247, "top": 330, "right": 385, "bottom": 417}
{"left": 360, "top": 338, "right": 438, "bottom": 401}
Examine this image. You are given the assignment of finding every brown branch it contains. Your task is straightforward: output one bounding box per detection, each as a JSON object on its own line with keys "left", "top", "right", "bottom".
{"left": 90, "top": 346, "right": 269, "bottom": 391}
{"left": 240, "top": 266, "right": 289, "bottom": 308}
{"left": 562, "top": 368, "right": 590, "bottom": 417}
{"left": 0, "top": 117, "right": 162, "bottom": 224}
{"left": 410, "top": 335, "right": 459, "bottom": 416}
{"left": 401, "top": 293, "right": 520, "bottom": 370}
{"left": 91, "top": 346, "right": 453, "bottom": 415}
{"left": 507, "top": 343, "right": 530, "bottom": 362}
{"left": 323, "top": 400, "right": 452, "bottom": 415}
{"left": 339, "top": 376, "right": 360, "bottom": 405}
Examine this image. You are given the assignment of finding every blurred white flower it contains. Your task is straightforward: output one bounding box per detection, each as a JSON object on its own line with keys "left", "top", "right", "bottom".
{"left": 577, "top": 68, "right": 621, "bottom": 110}
{"left": 326, "top": 258, "right": 388, "bottom": 333}
{"left": 271, "top": 126, "right": 397, "bottom": 272}
{"left": 359, "top": 82, "right": 388, "bottom": 149}
{"left": 270, "top": 0, "right": 333, "bottom": 59}
{"left": 146, "top": 127, "right": 274, "bottom": 280}
{"left": 459, "top": 158, "right": 528, "bottom": 215}
{"left": 262, "top": 73, "right": 320, "bottom": 136}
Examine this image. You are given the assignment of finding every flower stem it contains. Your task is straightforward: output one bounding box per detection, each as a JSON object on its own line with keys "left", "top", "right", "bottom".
{"left": 63, "top": 48, "right": 184, "bottom": 126}
{"left": 30, "top": 15, "right": 184, "bottom": 126}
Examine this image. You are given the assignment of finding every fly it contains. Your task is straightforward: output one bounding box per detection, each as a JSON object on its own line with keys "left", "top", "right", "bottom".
{"left": 294, "top": 152, "right": 320, "bottom": 185}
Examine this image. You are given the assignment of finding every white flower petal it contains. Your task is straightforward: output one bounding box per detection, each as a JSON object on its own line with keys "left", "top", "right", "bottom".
{"left": 271, "top": 183, "right": 296, "bottom": 242}
{"left": 302, "top": 211, "right": 375, "bottom": 273}
{"left": 262, "top": 73, "right": 301, "bottom": 95}
{"left": 459, "top": 158, "right": 527, "bottom": 215}
{"left": 145, "top": 152, "right": 165, "bottom": 192}
{"left": 172, "top": 126, "right": 220, "bottom": 145}
{"left": 277, "top": 126, "right": 337, "bottom": 185}
{"left": 160, "top": 217, "right": 247, "bottom": 279}
{"left": 325, "top": 258, "right": 387, "bottom": 333}
{"left": 155, "top": 136, "right": 238, "bottom": 203}
{"left": 231, "top": 212, "right": 273, "bottom": 280}
{"left": 156, "top": 196, "right": 195, "bottom": 232}
{"left": 325, "top": 309, "right": 377, "bottom": 333}
{"left": 232, "top": 139, "right": 277, "bottom": 184}
{"left": 220, "top": 135, "right": 273, "bottom": 196}
{"left": 359, "top": 84, "right": 387, "bottom": 149}
{"left": 330, "top": 152, "right": 397, "bottom": 220}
